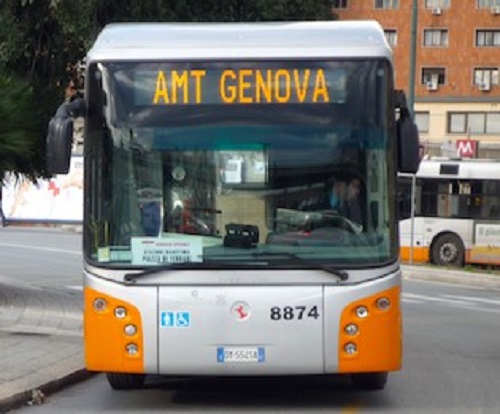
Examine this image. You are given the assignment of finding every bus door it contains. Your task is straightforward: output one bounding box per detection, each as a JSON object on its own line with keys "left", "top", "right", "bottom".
{"left": 398, "top": 175, "right": 426, "bottom": 262}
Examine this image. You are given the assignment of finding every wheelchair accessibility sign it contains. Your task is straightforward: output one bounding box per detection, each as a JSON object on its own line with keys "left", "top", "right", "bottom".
{"left": 161, "top": 311, "right": 191, "bottom": 328}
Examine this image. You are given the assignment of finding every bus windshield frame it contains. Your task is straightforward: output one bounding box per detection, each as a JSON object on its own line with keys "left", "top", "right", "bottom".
{"left": 83, "top": 58, "right": 398, "bottom": 270}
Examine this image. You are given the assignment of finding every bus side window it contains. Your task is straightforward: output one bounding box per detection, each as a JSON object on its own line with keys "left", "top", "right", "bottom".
{"left": 421, "top": 180, "right": 438, "bottom": 217}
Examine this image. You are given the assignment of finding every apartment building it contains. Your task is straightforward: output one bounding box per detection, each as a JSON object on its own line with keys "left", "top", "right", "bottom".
{"left": 332, "top": 0, "right": 500, "bottom": 157}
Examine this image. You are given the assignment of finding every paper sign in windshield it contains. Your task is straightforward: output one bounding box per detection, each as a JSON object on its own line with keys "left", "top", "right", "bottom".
{"left": 131, "top": 237, "right": 202, "bottom": 265}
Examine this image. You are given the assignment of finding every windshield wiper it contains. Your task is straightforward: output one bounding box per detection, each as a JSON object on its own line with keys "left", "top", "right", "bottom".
{"left": 123, "top": 260, "right": 256, "bottom": 284}
{"left": 249, "top": 252, "right": 349, "bottom": 282}
{"left": 124, "top": 253, "right": 348, "bottom": 284}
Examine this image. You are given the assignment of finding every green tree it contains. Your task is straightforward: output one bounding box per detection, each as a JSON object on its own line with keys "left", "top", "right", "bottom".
{"left": 0, "top": 72, "right": 41, "bottom": 181}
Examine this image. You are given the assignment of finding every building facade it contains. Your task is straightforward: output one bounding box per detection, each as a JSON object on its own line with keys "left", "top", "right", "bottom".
{"left": 333, "top": 0, "right": 500, "bottom": 158}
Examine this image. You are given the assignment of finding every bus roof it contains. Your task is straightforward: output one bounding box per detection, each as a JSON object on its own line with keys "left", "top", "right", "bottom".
{"left": 413, "top": 158, "right": 500, "bottom": 180}
{"left": 86, "top": 21, "right": 392, "bottom": 62}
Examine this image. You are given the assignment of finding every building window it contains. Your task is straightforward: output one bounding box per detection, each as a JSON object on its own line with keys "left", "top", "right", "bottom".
{"left": 423, "top": 29, "right": 449, "bottom": 47}
{"left": 384, "top": 29, "right": 398, "bottom": 47}
{"left": 448, "top": 112, "right": 500, "bottom": 134}
{"left": 332, "top": 0, "right": 349, "bottom": 8}
{"left": 473, "top": 68, "right": 499, "bottom": 86}
{"left": 375, "top": 0, "right": 399, "bottom": 9}
{"left": 477, "top": 0, "right": 500, "bottom": 8}
{"left": 476, "top": 30, "right": 500, "bottom": 46}
{"left": 425, "top": 0, "right": 451, "bottom": 8}
{"left": 421, "top": 67, "right": 446, "bottom": 87}
{"left": 415, "top": 112, "right": 430, "bottom": 134}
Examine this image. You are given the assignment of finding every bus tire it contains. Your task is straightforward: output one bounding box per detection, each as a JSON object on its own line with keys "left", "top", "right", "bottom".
{"left": 106, "top": 372, "right": 146, "bottom": 390}
{"left": 351, "top": 372, "right": 388, "bottom": 390}
{"left": 431, "top": 233, "right": 464, "bottom": 267}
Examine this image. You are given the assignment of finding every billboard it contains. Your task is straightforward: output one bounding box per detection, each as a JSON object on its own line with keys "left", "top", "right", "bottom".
{"left": 2, "top": 156, "right": 83, "bottom": 223}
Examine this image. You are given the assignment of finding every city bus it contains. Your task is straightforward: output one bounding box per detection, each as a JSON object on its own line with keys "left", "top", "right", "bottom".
{"left": 46, "top": 21, "right": 419, "bottom": 391}
{"left": 399, "top": 157, "right": 500, "bottom": 267}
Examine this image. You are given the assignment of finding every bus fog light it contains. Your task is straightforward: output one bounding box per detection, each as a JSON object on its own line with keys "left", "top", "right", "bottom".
{"left": 93, "top": 298, "right": 107, "bottom": 312}
{"left": 124, "top": 324, "right": 137, "bottom": 336}
{"left": 377, "top": 297, "right": 391, "bottom": 311}
{"left": 126, "top": 343, "right": 139, "bottom": 355}
{"left": 114, "top": 307, "right": 127, "bottom": 319}
{"left": 356, "top": 306, "right": 369, "bottom": 318}
{"left": 344, "top": 343, "right": 357, "bottom": 355}
{"left": 344, "top": 323, "right": 359, "bottom": 336}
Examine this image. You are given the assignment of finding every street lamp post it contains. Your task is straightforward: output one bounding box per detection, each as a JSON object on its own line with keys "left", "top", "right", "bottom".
{"left": 408, "top": 0, "right": 419, "bottom": 265}
{"left": 408, "top": 0, "right": 418, "bottom": 118}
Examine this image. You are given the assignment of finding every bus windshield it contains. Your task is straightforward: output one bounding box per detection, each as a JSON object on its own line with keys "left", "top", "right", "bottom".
{"left": 84, "top": 59, "right": 398, "bottom": 269}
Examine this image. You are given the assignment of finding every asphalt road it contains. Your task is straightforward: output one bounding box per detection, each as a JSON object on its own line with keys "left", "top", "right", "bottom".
{"left": 0, "top": 226, "right": 82, "bottom": 290}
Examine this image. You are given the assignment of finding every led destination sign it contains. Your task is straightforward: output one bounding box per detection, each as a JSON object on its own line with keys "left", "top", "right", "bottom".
{"left": 133, "top": 65, "right": 347, "bottom": 106}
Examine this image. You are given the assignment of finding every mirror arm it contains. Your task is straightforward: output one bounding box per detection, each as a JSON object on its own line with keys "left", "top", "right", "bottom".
{"left": 54, "top": 97, "right": 86, "bottom": 119}
{"left": 394, "top": 89, "right": 411, "bottom": 120}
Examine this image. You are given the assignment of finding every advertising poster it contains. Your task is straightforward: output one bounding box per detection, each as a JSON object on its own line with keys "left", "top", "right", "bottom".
{"left": 2, "top": 156, "right": 83, "bottom": 223}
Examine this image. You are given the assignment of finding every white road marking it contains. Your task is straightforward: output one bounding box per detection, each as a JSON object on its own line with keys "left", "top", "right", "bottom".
{"left": 402, "top": 292, "right": 500, "bottom": 314}
{"left": 440, "top": 294, "right": 500, "bottom": 306}
{"left": 403, "top": 293, "right": 474, "bottom": 306}
{"left": 66, "top": 285, "right": 84, "bottom": 291}
{"left": 401, "top": 298, "right": 425, "bottom": 304}
{"left": 0, "top": 242, "right": 80, "bottom": 255}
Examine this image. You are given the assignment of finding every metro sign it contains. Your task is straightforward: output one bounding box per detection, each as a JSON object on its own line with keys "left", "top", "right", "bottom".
{"left": 456, "top": 139, "right": 478, "bottom": 158}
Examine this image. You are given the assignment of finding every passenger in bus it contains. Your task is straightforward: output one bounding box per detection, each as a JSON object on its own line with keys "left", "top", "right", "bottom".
{"left": 140, "top": 201, "right": 162, "bottom": 237}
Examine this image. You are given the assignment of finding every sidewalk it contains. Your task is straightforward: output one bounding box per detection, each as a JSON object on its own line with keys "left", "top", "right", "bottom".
{"left": 402, "top": 263, "right": 500, "bottom": 290}
{"left": 0, "top": 279, "right": 91, "bottom": 413}
{"left": 0, "top": 264, "right": 499, "bottom": 412}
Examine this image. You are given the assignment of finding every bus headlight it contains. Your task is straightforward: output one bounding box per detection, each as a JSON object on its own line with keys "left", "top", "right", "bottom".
{"left": 126, "top": 343, "right": 139, "bottom": 355}
{"left": 377, "top": 297, "right": 391, "bottom": 311}
{"left": 114, "top": 306, "right": 127, "bottom": 319}
{"left": 355, "top": 306, "right": 369, "bottom": 318}
{"left": 124, "top": 324, "right": 137, "bottom": 336}
{"left": 93, "top": 298, "right": 107, "bottom": 312}
{"left": 344, "top": 343, "right": 357, "bottom": 355}
{"left": 344, "top": 323, "right": 359, "bottom": 336}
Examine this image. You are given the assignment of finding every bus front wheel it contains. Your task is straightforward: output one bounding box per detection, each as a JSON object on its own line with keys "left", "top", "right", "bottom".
{"left": 351, "top": 372, "right": 388, "bottom": 390}
{"left": 431, "top": 233, "right": 464, "bottom": 267}
{"left": 106, "top": 372, "right": 146, "bottom": 390}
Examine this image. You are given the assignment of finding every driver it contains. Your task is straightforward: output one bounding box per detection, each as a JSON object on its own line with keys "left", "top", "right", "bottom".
{"left": 313, "top": 177, "right": 346, "bottom": 212}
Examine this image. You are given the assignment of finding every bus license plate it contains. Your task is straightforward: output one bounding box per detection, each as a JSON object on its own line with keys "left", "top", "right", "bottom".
{"left": 217, "top": 347, "right": 265, "bottom": 363}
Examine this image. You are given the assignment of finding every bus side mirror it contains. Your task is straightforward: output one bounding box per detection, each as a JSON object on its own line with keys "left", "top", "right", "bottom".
{"left": 46, "top": 98, "right": 85, "bottom": 174}
{"left": 395, "top": 90, "right": 420, "bottom": 174}
{"left": 46, "top": 116, "right": 73, "bottom": 174}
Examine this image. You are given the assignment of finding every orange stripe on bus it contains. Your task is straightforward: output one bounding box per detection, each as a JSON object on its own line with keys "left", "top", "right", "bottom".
{"left": 400, "top": 246, "right": 429, "bottom": 263}
{"left": 338, "top": 286, "right": 402, "bottom": 373}
{"left": 84, "top": 287, "right": 144, "bottom": 374}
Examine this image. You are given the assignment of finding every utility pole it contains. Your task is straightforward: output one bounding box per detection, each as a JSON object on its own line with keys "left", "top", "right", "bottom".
{"left": 408, "top": 0, "right": 418, "bottom": 119}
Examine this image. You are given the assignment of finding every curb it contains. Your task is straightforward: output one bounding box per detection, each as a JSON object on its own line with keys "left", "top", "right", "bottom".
{"left": 0, "top": 369, "right": 94, "bottom": 413}
{"left": 402, "top": 265, "right": 500, "bottom": 290}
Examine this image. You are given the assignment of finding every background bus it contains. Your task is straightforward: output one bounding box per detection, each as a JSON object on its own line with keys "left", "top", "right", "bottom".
{"left": 47, "top": 21, "right": 419, "bottom": 391}
{"left": 399, "top": 157, "right": 500, "bottom": 267}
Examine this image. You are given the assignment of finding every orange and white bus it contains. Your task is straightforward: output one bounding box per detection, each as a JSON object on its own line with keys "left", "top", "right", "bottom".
{"left": 399, "top": 157, "right": 500, "bottom": 267}
{"left": 46, "top": 21, "right": 419, "bottom": 391}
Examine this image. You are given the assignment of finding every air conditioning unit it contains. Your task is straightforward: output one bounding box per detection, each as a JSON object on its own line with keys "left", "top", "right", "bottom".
{"left": 426, "top": 80, "right": 438, "bottom": 91}
{"left": 491, "top": 6, "right": 500, "bottom": 15}
{"left": 478, "top": 82, "right": 491, "bottom": 91}
{"left": 432, "top": 7, "right": 442, "bottom": 15}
